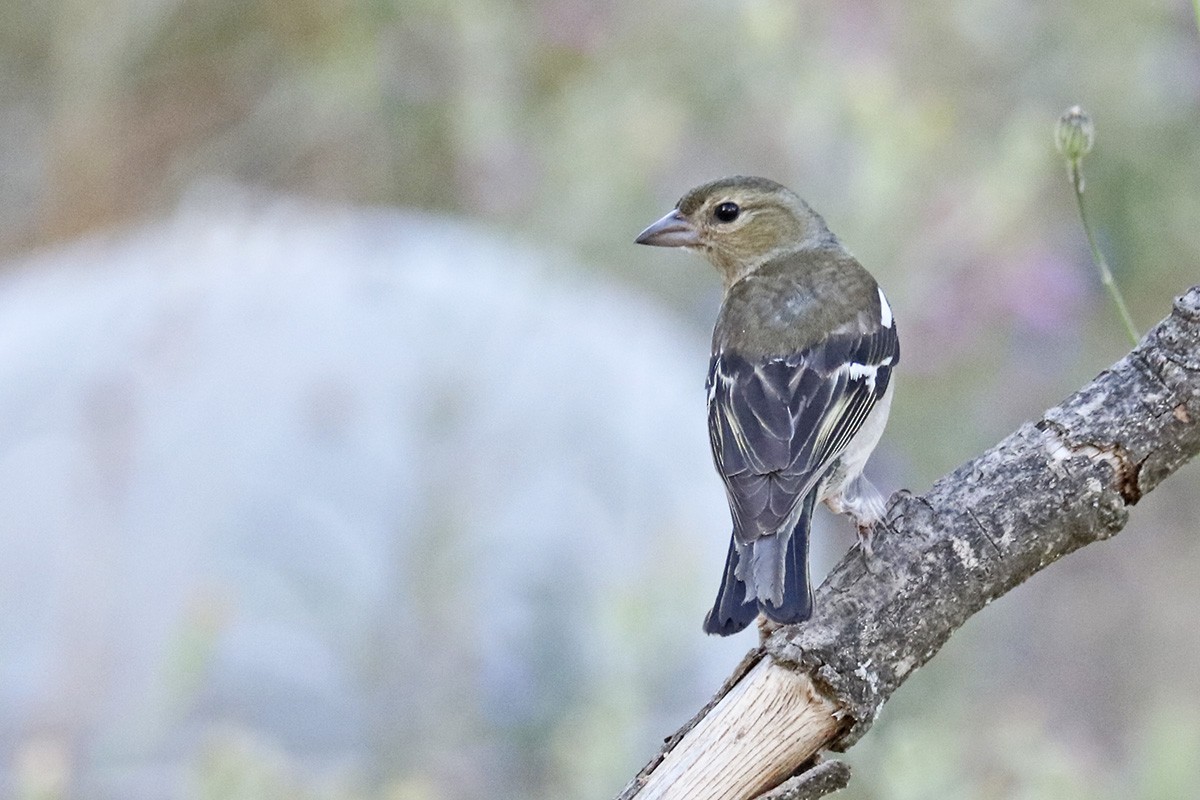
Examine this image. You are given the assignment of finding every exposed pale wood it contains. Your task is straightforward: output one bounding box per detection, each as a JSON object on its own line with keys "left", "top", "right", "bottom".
{"left": 635, "top": 657, "right": 841, "bottom": 800}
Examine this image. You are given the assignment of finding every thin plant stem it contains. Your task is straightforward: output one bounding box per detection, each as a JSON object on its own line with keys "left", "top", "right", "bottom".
{"left": 1068, "top": 160, "right": 1139, "bottom": 345}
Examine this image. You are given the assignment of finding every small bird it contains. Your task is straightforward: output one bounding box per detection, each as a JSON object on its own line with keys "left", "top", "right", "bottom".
{"left": 636, "top": 176, "right": 899, "bottom": 635}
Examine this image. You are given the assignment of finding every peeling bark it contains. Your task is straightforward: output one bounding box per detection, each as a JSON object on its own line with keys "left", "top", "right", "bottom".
{"left": 617, "top": 286, "right": 1200, "bottom": 800}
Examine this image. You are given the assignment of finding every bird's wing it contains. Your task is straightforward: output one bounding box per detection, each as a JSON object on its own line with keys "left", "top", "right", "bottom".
{"left": 707, "top": 324, "right": 899, "bottom": 544}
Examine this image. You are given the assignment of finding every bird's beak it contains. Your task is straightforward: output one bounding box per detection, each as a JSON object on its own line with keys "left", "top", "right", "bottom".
{"left": 635, "top": 209, "right": 701, "bottom": 248}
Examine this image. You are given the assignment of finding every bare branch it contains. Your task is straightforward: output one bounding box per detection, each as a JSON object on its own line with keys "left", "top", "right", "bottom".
{"left": 618, "top": 286, "right": 1200, "bottom": 800}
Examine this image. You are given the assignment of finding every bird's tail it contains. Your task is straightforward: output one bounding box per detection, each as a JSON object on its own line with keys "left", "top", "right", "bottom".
{"left": 759, "top": 501, "right": 813, "bottom": 625}
{"left": 703, "top": 494, "right": 815, "bottom": 636}
{"left": 703, "top": 536, "right": 757, "bottom": 635}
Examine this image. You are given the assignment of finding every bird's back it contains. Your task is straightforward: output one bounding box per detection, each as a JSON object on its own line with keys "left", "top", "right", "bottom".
{"left": 712, "top": 246, "right": 883, "bottom": 358}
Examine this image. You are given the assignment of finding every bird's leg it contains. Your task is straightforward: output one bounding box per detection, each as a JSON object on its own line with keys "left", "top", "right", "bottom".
{"left": 757, "top": 615, "right": 784, "bottom": 641}
{"left": 825, "top": 474, "right": 887, "bottom": 572}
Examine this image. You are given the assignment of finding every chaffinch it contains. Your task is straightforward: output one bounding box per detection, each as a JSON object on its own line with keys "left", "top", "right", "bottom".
{"left": 637, "top": 176, "right": 899, "bottom": 635}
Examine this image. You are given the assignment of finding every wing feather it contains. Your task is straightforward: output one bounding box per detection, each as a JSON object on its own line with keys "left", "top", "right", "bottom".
{"left": 707, "top": 323, "right": 899, "bottom": 546}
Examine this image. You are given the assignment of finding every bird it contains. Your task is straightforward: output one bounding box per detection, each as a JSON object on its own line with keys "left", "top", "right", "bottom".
{"left": 636, "top": 176, "right": 899, "bottom": 635}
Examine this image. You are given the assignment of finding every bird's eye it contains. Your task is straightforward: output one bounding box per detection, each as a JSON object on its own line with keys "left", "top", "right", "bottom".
{"left": 714, "top": 202, "right": 740, "bottom": 223}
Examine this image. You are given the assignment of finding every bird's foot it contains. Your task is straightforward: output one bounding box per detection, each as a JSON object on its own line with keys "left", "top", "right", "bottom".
{"left": 757, "top": 615, "right": 784, "bottom": 642}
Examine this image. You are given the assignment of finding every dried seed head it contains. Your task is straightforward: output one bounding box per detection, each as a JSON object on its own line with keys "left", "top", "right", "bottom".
{"left": 1056, "top": 106, "right": 1095, "bottom": 162}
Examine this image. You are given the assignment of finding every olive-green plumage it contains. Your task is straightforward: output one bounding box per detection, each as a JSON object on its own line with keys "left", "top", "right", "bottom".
{"left": 714, "top": 250, "right": 885, "bottom": 356}
{"left": 640, "top": 176, "right": 883, "bottom": 343}
{"left": 637, "top": 176, "right": 900, "bottom": 635}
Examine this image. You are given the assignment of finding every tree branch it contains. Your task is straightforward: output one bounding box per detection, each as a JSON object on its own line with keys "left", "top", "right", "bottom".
{"left": 618, "top": 286, "right": 1200, "bottom": 800}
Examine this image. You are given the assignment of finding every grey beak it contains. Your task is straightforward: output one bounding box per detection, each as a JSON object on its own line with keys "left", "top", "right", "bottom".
{"left": 635, "top": 209, "right": 701, "bottom": 247}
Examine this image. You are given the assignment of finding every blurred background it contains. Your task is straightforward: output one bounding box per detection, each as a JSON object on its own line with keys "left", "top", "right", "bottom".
{"left": 1, "top": 1, "right": 1199, "bottom": 798}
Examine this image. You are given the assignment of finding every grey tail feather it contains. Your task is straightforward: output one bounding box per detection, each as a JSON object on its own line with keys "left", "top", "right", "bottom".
{"left": 760, "top": 494, "right": 815, "bottom": 625}
{"left": 704, "top": 494, "right": 816, "bottom": 636}
{"left": 750, "top": 535, "right": 785, "bottom": 606}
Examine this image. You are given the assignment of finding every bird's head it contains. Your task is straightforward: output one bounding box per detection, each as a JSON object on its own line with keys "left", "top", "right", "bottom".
{"left": 636, "top": 176, "right": 831, "bottom": 285}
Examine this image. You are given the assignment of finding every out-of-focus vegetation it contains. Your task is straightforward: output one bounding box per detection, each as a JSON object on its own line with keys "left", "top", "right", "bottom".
{"left": 6, "top": 0, "right": 1200, "bottom": 474}
{"left": 1, "top": 1, "right": 1199, "bottom": 799}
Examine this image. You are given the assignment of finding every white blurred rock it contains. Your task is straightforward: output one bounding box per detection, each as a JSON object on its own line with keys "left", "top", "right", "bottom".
{"left": 0, "top": 186, "right": 746, "bottom": 798}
